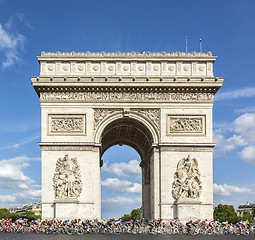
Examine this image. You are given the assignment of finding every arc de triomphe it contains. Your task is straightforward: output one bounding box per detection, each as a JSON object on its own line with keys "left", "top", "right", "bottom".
{"left": 31, "top": 51, "right": 223, "bottom": 221}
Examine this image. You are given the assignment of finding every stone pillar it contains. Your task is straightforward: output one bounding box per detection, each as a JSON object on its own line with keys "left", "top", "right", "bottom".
{"left": 142, "top": 164, "right": 151, "bottom": 220}
{"left": 150, "top": 148, "right": 160, "bottom": 219}
{"left": 93, "top": 146, "right": 101, "bottom": 220}
{"left": 176, "top": 199, "right": 202, "bottom": 222}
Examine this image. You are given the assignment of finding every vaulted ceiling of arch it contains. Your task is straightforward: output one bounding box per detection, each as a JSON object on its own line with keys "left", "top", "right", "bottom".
{"left": 100, "top": 118, "right": 153, "bottom": 165}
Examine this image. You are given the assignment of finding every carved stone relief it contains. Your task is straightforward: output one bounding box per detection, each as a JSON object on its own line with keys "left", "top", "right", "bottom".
{"left": 94, "top": 109, "right": 117, "bottom": 130}
{"left": 41, "top": 146, "right": 94, "bottom": 151}
{"left": 40, "top": 91, "right": 214, "bottom": 102}
{"left": 48, "top": 114, "right": 86, "bottom": 135}
{"left": 94, "top": 108, "right": 160, "bottom": 132}
{"left": 137, "top": 109, "right": 160, "bottom": 131}
{"left": 172, "top": 155, "right": 202, "bottom": 200}
{"left": 41, "top": 51, "right": 213, "bottom": 57}
{"left": 53, "top": 154, "right": 82, "bottom": 199}
{"left": 167, "top": 115, "right": 205, "bottom": 135}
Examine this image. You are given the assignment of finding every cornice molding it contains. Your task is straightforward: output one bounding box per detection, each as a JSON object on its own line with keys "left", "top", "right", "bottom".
{"left": 39, "top": 51, "right": 215, "bottom": 59}
{"left": 159, "top": 143, "right": 215, "bottom": 152}
{"left": 39, "top": 142, "right": 100, "bottom": 151}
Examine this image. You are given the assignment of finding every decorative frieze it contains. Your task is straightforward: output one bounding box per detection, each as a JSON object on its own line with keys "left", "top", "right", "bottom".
{"left": 53, "top": 154, "right": 82, "bottom": 199}
{"left": 167, "top": 115, "right": 205, "bottom": 135}
{"left": 172, "top": 155, "right": 202, "bottom": 200}
{"left": 48, "top": 114, "right": 86, "bottom": 135}
{"left": 41, "top": 91, "right": 214, "bottom": 102}
{"left": 160, "top": 146, "right": 213, "bottom": 152}
{"left": 40, "top": 51, "right": 213, "bottom": 58}
{"left": 41, "top": 146, "right": 94, "bottom": 151}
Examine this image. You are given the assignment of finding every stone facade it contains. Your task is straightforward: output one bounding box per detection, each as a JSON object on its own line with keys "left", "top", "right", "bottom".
{"left": 31, "top": 51, "right": 223, "bottom": 221}
{"left": 237, "top": 202, "right": 255, "bottom": 218}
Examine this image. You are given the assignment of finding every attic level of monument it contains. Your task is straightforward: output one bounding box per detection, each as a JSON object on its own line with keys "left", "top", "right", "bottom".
{"left": 35, "top": 51, "right": 219, "bottom": 79}
{"left": 32, "top": 51, "right": 223, "bottom": 102}
{"left": 31, "top": 51, "right": 224, "bottom": 221}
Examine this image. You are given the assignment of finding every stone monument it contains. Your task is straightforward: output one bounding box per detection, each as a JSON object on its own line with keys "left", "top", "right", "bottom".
{"left": 31, "top": 51, "right": 223, "bottom": 221}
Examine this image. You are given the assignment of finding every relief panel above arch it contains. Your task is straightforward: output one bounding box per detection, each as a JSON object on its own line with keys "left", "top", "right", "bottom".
{"left": 93, "top": 108, "right": 160, "bottom": 133}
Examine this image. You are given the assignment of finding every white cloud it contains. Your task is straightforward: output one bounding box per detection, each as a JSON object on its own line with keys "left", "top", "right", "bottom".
{"left": 239, "top": 146, "right": 255, "bottom": 163}
{"left": 102, "top": 178, "right": 142, "bottom": 193}
{"left": 102, "top": 159, "right": 141, "bottom": 178}
{"left": 213, "top": 183, "right": 251, "bottom": 196}
{"left": 235, "top": 106, "right": 255, "bottom": 114}
{"left": 0, "top": 189, "right": 41, "bottom": 207}
{"left": 0, "top": 23, "right": 26, "bottom": 68}
{"left": 0, "top": 195, "right": 16, "bottom": 203}
{"left": 4, "top": 17, "right": 13, "bottom": 30}
{"left": 0, "top": 156, "right": 40, "bottom": 190}
{"left": 14, "top": 189, "right": 41, "bottom": 199}
{"left": 215, "top": 87, "right": 255, "bottom": 101}
{"left": 214, "top": 113, "right": 255, "bottom": 161}
{"left": 102, "top": 196, "right": 141, "bottom": 205}
{"left": 235, "top": 113, "right": 255, "bottom": 143}
{"left": 213, "top": 132, "right": 246, "bottom": 157}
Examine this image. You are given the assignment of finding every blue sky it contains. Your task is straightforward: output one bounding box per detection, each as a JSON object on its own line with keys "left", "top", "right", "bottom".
{"left": 0, "top": 0, "right": 255, "bottom": 219}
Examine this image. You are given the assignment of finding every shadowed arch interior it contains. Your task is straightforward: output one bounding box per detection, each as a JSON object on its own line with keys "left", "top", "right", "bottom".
{"left": 100, "top": 118, "right": 154, "bottom": 165}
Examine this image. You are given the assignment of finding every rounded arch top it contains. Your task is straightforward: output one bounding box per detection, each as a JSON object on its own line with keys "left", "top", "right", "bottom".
{"left": 94, "top": 109, "right": 160, "bottom": 161}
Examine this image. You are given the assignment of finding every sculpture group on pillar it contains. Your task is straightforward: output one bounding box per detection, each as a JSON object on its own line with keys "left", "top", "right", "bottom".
{"left": 53, "top": 154, "right": 82, "bottom": 199}
{"left": 172, "top": 155, "right": 202, "bottom": 200}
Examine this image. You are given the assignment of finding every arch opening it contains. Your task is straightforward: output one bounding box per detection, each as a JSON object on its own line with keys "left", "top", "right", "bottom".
{"left": 101, "top": 145, "right": 142, "bottom": 219}
{"left": 100, "top": 118, "right": 154, "bottom": 220}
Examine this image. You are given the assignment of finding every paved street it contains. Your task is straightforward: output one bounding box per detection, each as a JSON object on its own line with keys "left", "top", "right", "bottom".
{"left": 0, "top": 234, "right": 253, "bottom": 240}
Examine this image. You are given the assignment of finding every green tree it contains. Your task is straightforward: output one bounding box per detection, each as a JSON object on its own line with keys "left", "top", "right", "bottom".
{"left": 252, "top": 207, "right": 255, "bottom": 218}
{"left": 9, "top": 212, "right": 23, "bottom": 221}
{"left": 214, "top": 204, "right": 238, "bottom": 223}
{"left": 131, "top": 209, "right": 141, "bottom": 220}
{"left": 120, "top": 214, "right": 132, "bottom": 221}
{"left": 0, "top": 208, "right": 11, "bottom": 219}
{"left": 26, "top": 211, "right": 41, "bottom": 221}
{"left": 239, "top": 211, "right": 253, "bottom": 222}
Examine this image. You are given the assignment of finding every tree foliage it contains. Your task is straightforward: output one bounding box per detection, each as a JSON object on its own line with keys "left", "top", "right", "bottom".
{"left": 131, "top": 209, "right": 141, "bottom": 220}
{"left": 241, "top": 211, "right": 254, "bottom": 223}
{"left": 214, "top": 204, "right": 238, "bottom": 223}
{"left": 120, "top": 208, "right": 141, "bottom": 221}
{"left": 120, "top": 214, "right": 132, "bottom": 221}
{"left": 0, "top": 208, "right": 41, "bottom": 221}
{"left": 26, "top": 211, "right": 41, "bottom": 221}
{"left": 214, "top": 204, "right": 254, "bottom": 224}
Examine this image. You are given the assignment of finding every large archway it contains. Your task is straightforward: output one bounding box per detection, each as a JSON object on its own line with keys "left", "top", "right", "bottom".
{"left": 100, "top": 117, "right": 154, "bottom": 220}
{"left": 32, "top": 51, "right": 223, "bottom": 221}
{"left": 100, "top": 144, "right": 142, "bottom": 219}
